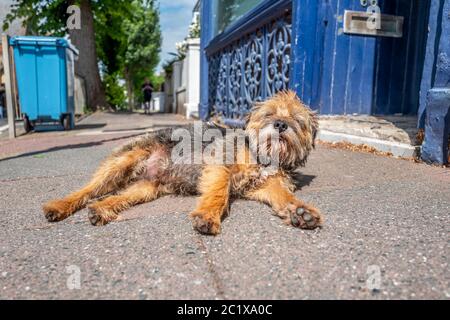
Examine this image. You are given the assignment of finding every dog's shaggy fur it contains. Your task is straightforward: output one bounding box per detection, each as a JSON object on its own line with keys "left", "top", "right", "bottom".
{"left": 43, "top": 91, "right": 323, "bottom": 234}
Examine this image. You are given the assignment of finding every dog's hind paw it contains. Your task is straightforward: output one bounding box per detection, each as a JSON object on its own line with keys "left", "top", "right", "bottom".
{"left": 289, "top": 204, "right": 323, "bottom": 230}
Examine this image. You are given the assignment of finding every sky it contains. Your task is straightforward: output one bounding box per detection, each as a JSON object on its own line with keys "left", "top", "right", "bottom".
{"left": 157, "top": 0, "right": 198, "bottom": 72}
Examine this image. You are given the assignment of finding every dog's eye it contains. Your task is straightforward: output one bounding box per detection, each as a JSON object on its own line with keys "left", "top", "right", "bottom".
{"left": 262, "top": 110, "right": 274, "bottom": 118}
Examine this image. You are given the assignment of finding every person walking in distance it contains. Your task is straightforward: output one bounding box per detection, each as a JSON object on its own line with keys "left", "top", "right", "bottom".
{"left": 142, "top": 79, "right": 154, "bottom": 114}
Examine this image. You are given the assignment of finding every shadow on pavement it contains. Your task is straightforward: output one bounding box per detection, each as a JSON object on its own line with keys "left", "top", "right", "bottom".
{"left": 291, "top": 172, "right": 316, "bottom": 190}
{"left": 74, "top": 123, "right": 107, "bottom": 130}
{"left": 0, "top": 133, "right": 144, "bottom": 162}
{"left": 101, "top": 124, "right": 188, "bottom": 132}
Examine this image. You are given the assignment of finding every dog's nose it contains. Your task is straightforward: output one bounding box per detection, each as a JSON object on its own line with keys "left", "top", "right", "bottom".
{"left": 273, "top": 120, "right": 288, "bottom": 133}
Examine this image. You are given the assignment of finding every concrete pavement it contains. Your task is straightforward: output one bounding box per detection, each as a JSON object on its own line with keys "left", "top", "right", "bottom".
{"left": 0, "top": 112, "right": 448, "bottom": 299}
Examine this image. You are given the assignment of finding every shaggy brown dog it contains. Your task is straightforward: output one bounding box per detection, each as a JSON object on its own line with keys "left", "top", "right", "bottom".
{"left": 43, "top": 90, "right": 323, "bottom": 235}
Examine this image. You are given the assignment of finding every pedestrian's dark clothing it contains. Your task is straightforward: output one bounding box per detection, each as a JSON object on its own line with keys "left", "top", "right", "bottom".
{"left": 142, "top": 83, "right": 153, "bottom": 102}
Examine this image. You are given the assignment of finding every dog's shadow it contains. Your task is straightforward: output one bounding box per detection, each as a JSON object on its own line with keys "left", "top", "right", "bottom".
{"left": 290, "top": 172, "right": 316, "bottom": 191}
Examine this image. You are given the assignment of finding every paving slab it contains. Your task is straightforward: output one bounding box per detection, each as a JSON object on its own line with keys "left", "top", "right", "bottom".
{"left": 198, "top": 146, "right": 449, "bottom": 300}
{"left": 0, "top": 112, "right": 448, "bottom": 300}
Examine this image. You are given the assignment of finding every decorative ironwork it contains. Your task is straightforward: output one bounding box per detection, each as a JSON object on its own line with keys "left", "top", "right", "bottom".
{"left": 208, "top": 54, "right": 220, "bottom": 114}
{"left": 243, "top": 31, "right": 264, "bottom": 110}
{"left": 228, "top": 43, "right": 244, "bottom": 119}
{"left": 216, "top": 52, "right": 229, "bottom": 115}
{"left": 266, "top": 17, "right": 291, "bottom": 96}
{"left": 208, "top": 12, "right": 292, "bottom": 122}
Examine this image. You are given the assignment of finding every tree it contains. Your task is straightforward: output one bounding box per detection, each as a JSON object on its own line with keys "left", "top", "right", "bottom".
{"left": 94, "top": 0, "right": 161, "bottom": 110}
{"left": 68, "top": 0, "right": 108, "bottom": 110}
{"left": 4, "top": 0, "right": 161, "bottom": 111}
{"left": 95, "top": 1, "right": 132, "bottom": 75}
{"left": 122, "top": 0, "right": 161, "bottom": 110}
{"left": 3, "top": 0, "right": 129, "bottom": 110}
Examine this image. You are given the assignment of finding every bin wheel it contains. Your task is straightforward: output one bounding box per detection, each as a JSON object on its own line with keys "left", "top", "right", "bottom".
{"left": 62, "top": 115, "right": 72, "bottom": 131}
{"left": 23, "top": 115, "right": 33, "bottom": 133}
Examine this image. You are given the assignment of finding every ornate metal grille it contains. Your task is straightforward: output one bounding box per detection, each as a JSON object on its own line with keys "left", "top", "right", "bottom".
{"left": 208, "top": 12, "right": 292, "bottom": 122}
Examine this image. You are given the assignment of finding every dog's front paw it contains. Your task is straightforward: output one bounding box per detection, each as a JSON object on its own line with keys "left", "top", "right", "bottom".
{"left": 190, "top": 212, "right": 221, "bottom": 235}
{"left": 43, "top": 199, "right": 74, "bottom": 222}
{"left": 288, "top": 203, "right": 323, "bottom": 230}
{"left": 87, "top": 205, "right": 118, "bottom": 226}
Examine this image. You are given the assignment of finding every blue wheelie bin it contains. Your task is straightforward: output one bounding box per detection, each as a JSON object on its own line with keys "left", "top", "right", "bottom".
{"left": 9, "top": 36, "right": 79, "bottom": 132}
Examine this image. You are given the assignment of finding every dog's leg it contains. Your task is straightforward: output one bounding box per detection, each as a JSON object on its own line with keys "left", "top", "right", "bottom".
{"left": 88, "top": 180, "right": 160, "bottom": 226}
{"left": 190, "top": 165, "right": 231, "bottom": 235}
{"left": 43, "top": 149, "right": 150, "bottom": 222}
{"left": 246, "top": 175, "right": 323, "bottom": 229}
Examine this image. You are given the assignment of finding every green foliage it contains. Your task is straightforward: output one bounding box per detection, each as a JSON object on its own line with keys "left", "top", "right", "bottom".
{"left": 97, "top": 0, "right": 162, "bottom": 107}
{"left": 123, "top": 0, "right": 161, "bottom": 100}
{"left": 3, "top": 0, "right": 135, "bottom": 37}
{"left": 104, "top": 73, "right": 127, "bottom": 110}
{"left": 95, "top": 2, "right": 133, "bottom": 75}
{"left": 162, "top": 56, "right": 179, "bottom": 77}
{"left": 188, "top": 13, "right": 201, "bottom": 39}
{"left": 3, "top": 0, "right": 68, "bottom": 35}
{"left": 150, "top": 74, "right": 165, "bottom": 91}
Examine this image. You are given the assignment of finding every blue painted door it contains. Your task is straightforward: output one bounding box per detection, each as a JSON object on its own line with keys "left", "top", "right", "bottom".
{"left": 373, "top": 0, "right": 430, "bottom": 115}
{"left": 312, "top": 0, "right": 430, "bottom": 115}
{"left": 319, "top": 0, "right": 377, "bottom": 115}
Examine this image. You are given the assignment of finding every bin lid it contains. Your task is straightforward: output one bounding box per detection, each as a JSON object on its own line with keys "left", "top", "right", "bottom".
{"left": 9, "top": 36, "right": 79, "bottom": 56}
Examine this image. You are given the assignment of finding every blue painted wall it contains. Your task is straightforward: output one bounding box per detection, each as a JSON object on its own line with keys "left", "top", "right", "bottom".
{"left": 420, "top": 0, "right": 450, "bottom": 165}
{"left": 418, "top": 1, "right": 444, "bottom": 128}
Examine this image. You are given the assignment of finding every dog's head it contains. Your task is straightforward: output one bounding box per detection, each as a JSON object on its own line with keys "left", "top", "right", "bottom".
{"left": 245, "top": 90, "right": 318, "bottom": 169}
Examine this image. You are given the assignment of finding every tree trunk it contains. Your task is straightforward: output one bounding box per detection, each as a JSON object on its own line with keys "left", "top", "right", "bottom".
{"left": 124, "top": 69, "right": 134, "bottom": 111}
{"left": 69, "top": 0, "right": 107, "bottom": 110}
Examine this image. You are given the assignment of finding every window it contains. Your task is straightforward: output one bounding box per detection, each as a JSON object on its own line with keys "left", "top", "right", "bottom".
{"left": 213, "top": 0, "right": 265, "bottom": 35}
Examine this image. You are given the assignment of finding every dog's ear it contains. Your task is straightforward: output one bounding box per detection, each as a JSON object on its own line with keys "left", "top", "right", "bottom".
{"left": 243, "top": 113, "right": 250, "bottom": 130}
{"left": 309, "top": 110, "right": 319, "bottom": 148}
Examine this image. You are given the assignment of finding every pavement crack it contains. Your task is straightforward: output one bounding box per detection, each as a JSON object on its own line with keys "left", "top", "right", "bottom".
{"left": 194, "top": 235, "right": 226, "bottom": 299}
